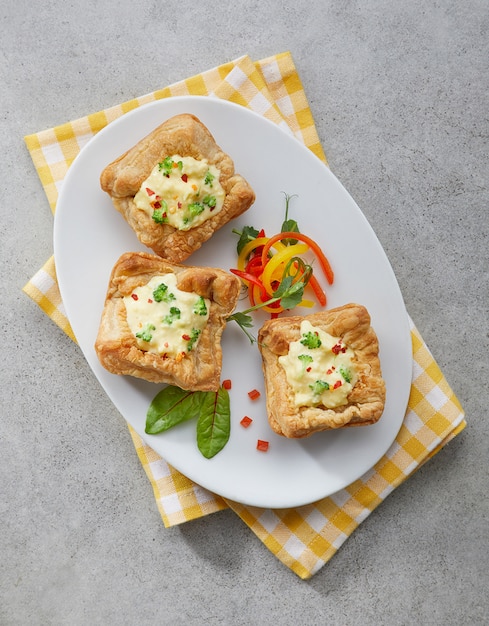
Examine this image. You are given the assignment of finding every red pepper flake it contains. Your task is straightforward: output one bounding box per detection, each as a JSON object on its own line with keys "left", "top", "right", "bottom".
{"left": 334, "top": 380, "right": 343, "bottom": 389}
{"left": 222, "top": 379, "right": 232, "bottom": 390}
{"left": 147, "top": 298, "right": 153, "bottom": 304}
{"left": 332, "top": 343, "right": 346, "bottom": 355}
{"left": 153, "top": 201, "right": 162, "bottom": 209}
{"left": 248, "top": 389, "right": 261, "bottom": 400}
{"left": 306, "top": 367, "right": 312, "bottom": 372}
{"left": 146, "top": 187, "right": 155, "bottom": 196}
{"left": 131, "top": 293, "right": 138, "bottom": 301}
{"left": 257, "top": 440, "right": 269, "bottom": 452}
{"left": 182, "top": 334, "right": 191, "bottom": 341}
{"left": 181, "top": 174, "right": 188, "bottom": 183}
{"left": 178, "top": 202, "right": 182, "bottom": 209}
{"left": 240, "top": 416, "right": 252, "bottom": 428}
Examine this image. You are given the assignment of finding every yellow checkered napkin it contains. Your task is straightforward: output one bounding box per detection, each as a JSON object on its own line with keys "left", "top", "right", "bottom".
{"left": 23, "top": 52, "right": 466, "bottom": 579}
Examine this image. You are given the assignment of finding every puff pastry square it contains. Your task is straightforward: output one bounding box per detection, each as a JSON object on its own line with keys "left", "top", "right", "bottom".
{"left": 258, "top": 304, "right": 386, "bottom": 438}
{"left": 100, "top": 113, "right": 255, "bottom": 262}
{"left": 94, "top": 251, "right": 240, "bottom": 391}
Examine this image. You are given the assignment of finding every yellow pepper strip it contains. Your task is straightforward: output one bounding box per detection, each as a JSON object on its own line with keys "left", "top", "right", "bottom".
{"left": 261, "top": 243, "right": 309, "bottom": 293}
{"left": 237, "top": 237, "right": 270, "bottom": 270}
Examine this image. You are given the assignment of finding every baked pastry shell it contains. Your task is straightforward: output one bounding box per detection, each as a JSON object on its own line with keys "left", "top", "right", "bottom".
{"left": 94, "top": 251, "right": 240, "bottom": 391}
{"left": 258, "top": 304, "right": 386, "bottom": 438}
{"left": 100, "top": 113, "right": 255, "bottom": 263}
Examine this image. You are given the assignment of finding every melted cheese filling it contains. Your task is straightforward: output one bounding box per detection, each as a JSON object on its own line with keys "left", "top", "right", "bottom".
{"left": 134, "top": 154, "right": 225, "bottom": 230}
{"left": 278, "top": 320, "right": 358, "bottom": 408}
{"left": 124, "top": 273, "right": 210, "bottom": 357}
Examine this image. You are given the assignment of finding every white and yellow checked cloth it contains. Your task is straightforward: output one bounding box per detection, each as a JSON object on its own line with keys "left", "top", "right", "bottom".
{"left": 23, "top": 52, "right": 466, "bottom": 579}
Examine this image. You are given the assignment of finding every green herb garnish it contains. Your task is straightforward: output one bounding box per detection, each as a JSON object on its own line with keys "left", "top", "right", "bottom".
{"left": 227, "top": 257, "right": 313, "bottom": 343}
{"left": 232, "top": 225, "right": 260, "bottom": 255}
{"left": 280, "top": 192, "right": 300, "bottom": 245}
{"left": 340, "top": 366, "right": 352, "bottom": 383}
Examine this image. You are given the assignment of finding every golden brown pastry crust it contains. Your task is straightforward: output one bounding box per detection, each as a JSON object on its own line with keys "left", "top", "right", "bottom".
{"left": 258, "top": 304, "right": 386, "bottom": 438}
{"left": 100, "top": 113, "right": 255, "bottom": 262}
{"left": 94, "top": 251, "right": 240, "bottom": 391}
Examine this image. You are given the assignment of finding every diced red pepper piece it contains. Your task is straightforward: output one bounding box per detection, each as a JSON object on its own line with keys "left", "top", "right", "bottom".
{"left": 257, "top": 440, "right": 269, "bottom": 452}
{"left": 248, "top": 389, "right": 261, "bottom": 400}
{"left": 240, "top": 416, "right": 252, "bottom": 428}
{"left": 181, "top": 174, "right": 188, "bottom": 182}
{"left": 131, "top": 293, "right": 138, "bottom": 301}
{"left": 222, "top": 379, "right": 232, "bottom": 390}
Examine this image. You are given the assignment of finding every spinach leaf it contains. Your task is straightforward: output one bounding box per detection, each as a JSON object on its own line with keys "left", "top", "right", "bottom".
{"left": 145, "top": 386, "right": 204, "bottom": 434}
{"left": 196, "top": 387, "right": 231, "bottom": 459}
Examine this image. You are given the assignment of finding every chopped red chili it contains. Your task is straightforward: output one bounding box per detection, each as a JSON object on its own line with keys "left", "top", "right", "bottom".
{"left": 181, "top": 174, "right": 188, "bottom": 182}
{"left": 240, "top": 416, "right": 252, "bottom": 428}
{"left": 146, "top": 187, "right": 155, "bottom": 196}
{"left": 131, "top": 294, "right": 138, "bottom": 301}
{"left": 147, "top": 298, "right": 153, "bottom": 304}
{"left": 181, "top": 334, "right": 191, "bottom": 341}
{"left": 248, "top": 389, "right": 261, "bottom": 400}
{"left": 257, "top": 440, "right": 269, "bottom": 452}
{"left": 333, "top": 380, "right": 343, "bottom": 389}
{"left": 222, "top": 379, "right": 232, "bottom": 390}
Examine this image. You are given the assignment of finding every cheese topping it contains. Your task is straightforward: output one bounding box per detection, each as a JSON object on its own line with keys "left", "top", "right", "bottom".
{"left": 134, "top": 155, "right": 225, "bottom": 230}
{"left": 278, "top": 320, "right": 358, "bottom": 408}
{"left": 124, "top": 273, "right": 210, "bottom": 357}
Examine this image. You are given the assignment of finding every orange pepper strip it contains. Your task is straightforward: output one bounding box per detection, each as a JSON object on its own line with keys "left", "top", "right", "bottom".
{"left": 261, "top": 232, "right": 334, "bottom": 285}
{"left": 307, "top": 272, "right": 327, "bottom": 306}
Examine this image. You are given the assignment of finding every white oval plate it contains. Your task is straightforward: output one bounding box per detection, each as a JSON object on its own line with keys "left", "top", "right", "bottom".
{"left": 54, "top": 96, "right": 411, "bottom": 508}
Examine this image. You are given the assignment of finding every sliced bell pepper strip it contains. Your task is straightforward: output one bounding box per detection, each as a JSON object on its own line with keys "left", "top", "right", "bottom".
{"left": 261, "top": 232, "right": 334, "bottom": 285}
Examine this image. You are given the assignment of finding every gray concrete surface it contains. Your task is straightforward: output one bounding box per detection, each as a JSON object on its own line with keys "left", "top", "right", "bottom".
{"left": 2, "top": 1, "right": 488, "bottom": 624}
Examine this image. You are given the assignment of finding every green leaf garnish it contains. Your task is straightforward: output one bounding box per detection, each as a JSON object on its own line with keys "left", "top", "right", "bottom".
{"left": 233, "top": 225, "right": 260, "bottom": 255}
{"left": 145, "top": 386, "right": 206, "bottom": 434}
{"left": 196, "top": 387, "right": 231, "bottom": 459}
{"left": 145, "top": 385, "right": 232, "bottom": 459}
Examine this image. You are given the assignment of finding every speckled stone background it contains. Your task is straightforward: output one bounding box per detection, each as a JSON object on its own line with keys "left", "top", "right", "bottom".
{"left": 1, "top": 1, "right": 488, "bottom": 624}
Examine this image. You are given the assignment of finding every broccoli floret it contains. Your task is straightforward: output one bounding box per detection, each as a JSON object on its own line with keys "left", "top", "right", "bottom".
{"left": 193, "top": 296, "right": 208, "bottom": 316}
{"left": 163, "top": 307, "right": 181, "bottom": 325}
{"left": 298, "top": 354, "right": 313, "bottom": 375}
{"left": 340, "top": 366, "right": 352, "bottom": 383}
{"left": 202, "top": 195, "right": 216, "bottom": 208}
{"left": 186, "top": 328, "right": 201, "bottom": 351}
{"left": 300, "top": 331, "right": 322, "bottom": 349}
{"left": 152, "top": 283, "right": 175, "bottom": 303}
{"left": 136, "top": 323, "right": 156, "bottom": 342}
{"left": 158, "top": 156, "right": 173, "bottom": 177}
{"left": 309, "top": 380, "right": 329, "bottom": 395}
{"left": 204, "top": 170, "right": 215, "bottom": 187}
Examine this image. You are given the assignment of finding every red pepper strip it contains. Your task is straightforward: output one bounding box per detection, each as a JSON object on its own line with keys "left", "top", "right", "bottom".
{"left": 261, "top": 232, "right": 334, "bottom": 285}
{"left": 230, "top": 268, "right": 269, "bottom": 301}
{"left": 245, "top": 254, "right": 264, "bottom": 276}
